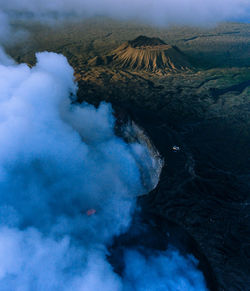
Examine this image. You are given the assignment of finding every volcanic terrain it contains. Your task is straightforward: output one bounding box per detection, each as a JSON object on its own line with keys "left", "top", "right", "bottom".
{"left": 5, "top": 19, "right": 250, "bottom": 291}
{"left": 89, "top": 35, "right": 192, "bottom": 73}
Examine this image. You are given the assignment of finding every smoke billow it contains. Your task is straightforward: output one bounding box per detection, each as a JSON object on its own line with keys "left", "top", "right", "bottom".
{"left": 0, "top": 50, "right": 144, "bottom": 242}
{"left": 0, "top": 50, "right": 208, "bottom": 290}
{"left": 123, "top": 249, "right": 207, "bottom": 290}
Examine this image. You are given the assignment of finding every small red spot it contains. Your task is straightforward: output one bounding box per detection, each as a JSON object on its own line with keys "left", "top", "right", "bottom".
{"left": 86, "top": 209, "right": 96, "bottom": 216}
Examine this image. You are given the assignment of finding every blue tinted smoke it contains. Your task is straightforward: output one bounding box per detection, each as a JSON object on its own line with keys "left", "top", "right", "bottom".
{"left": 0, "top": 50, "right": 208, "bottom": 291}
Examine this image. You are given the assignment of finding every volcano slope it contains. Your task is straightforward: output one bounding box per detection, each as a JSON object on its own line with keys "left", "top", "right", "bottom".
{"left": 6, "top": 19, "right": 250, "bottom": 291}
{"left": 88, "top": 35, "right": 192, "bottom": 73}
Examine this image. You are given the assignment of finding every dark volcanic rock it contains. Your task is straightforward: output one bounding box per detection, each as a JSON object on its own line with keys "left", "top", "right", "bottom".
{"left": 77, "top": 65, "right": 250, "bottom": 291}
{"left": 128, "top": 35, "right": 166, "bottom": 47}
{"left": 5, "top": 21, "right": 250, "bottom": 291}
{"left": 108, "top": 211, "right": 219, "bottom": 291}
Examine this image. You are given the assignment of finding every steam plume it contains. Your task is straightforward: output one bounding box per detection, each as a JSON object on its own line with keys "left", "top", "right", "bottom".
{"left": 0, "top": 50, "right": 208, "bottom": 290}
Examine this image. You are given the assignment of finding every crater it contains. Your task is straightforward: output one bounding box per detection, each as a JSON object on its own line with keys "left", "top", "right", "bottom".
{"left": 88, "top": 35, "right": 193, "bottom": 73}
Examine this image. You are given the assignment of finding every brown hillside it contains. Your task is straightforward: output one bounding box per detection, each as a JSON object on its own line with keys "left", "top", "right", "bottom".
{"left": 89, "top": 35, "right": 192, "bottom": 73}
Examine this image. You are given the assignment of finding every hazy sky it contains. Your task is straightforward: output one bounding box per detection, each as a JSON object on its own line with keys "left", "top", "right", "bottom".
{"left": 0, "top": 0, "right": 249, "bottom": 43}
{"left": 1, "top": 0, "right": 250, "bottom": 25}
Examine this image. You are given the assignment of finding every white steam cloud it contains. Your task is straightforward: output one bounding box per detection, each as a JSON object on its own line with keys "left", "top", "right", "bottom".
{"left": 0, "top": 50, "right": 208, "bottom": 290}
{"left": 124, "top": 249, "right": 208, "bottom": 290}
